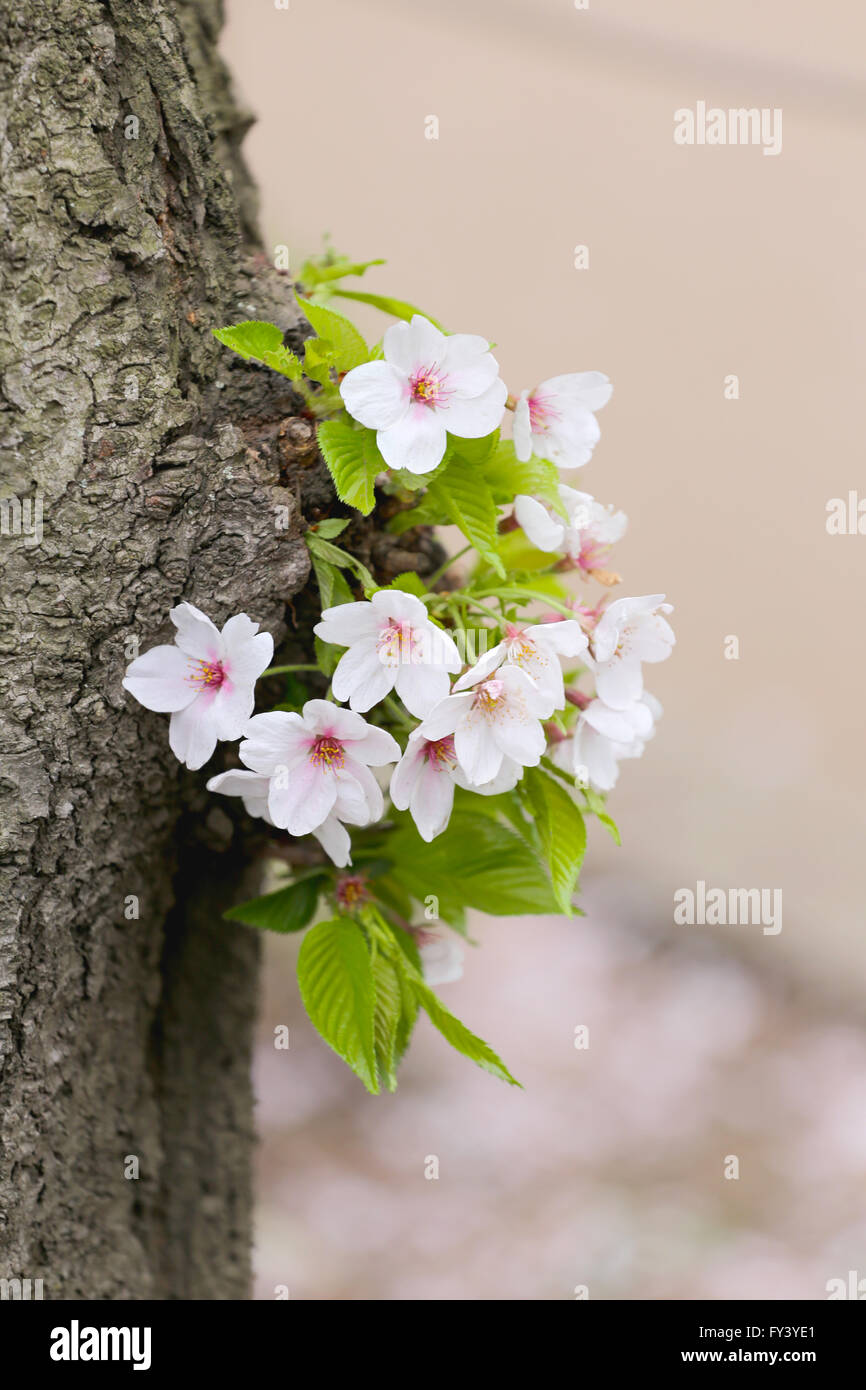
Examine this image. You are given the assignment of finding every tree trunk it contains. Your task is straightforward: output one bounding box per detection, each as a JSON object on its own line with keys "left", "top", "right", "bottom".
{"left": 0, "top": 0, "right": 339, "bottom": 1299}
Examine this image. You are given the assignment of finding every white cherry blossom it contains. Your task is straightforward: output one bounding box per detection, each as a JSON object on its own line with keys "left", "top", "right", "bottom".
{"left": 390, "top": 730, "right": 522, "bottom": 841}
{"left": 207, "top": 766, "right": 364, "bottom": 867}
{"left": 339, "top": 315, "right": 507, "bottom": 475}
{"left": 452, "top": 617, "right": 587, "bottom": 716}
{"left": 512, "top": 372, "right": 612, "bottom": 469}
{"left": 514, "top": 484, "right": 627, "bottom": 574}
{"left": 556, "top": 692, "right": 661, "bottom": 792}
{"left": 416, "top": 664, "right": 549, "bottom": 786}
{"left": 314, "top": 589, "right": 461, "bottom": 717}
{"left": 585, "top": 594, "right": 675, "bottom": 708}
{"left": 122, "top": 603, "right": 273, "bottom": 771}
{"left": 237, "top": 701, "right": 399, "bottom": 839}
{"left": 206, "top": 768, "right": 274, "bottom": 822}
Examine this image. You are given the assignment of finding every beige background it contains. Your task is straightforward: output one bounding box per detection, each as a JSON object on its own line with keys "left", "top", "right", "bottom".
{"left": 221, "top": 0, "right": 866, "bottom": 1299}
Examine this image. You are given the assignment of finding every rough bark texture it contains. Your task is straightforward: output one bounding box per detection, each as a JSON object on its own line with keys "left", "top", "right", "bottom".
{"left": 0, "top": 0, "right": 440, "bottom": 1300}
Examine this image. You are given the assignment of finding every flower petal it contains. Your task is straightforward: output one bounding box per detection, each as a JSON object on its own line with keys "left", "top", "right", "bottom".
{"left": 301, "top": 700, "right": 370, "bottom": 741}
{"left": 377, "top": 405, "right": 448, "bottom": 475}
{"left": 340, "top": 360, "right": 408, "bottom": 430}
{"left": 170, "top": 602, "right": 223, "bottom": 661}
{"left": 441, "top": 335, "right": 500, "bottom": 396}
{"left": 168, "top": 698, "right": 220, "bottom": 770}
{"left": 389, "top": 737, "right": 425, "bottom": 810}
{"left": 410, "top": 759, "right": 455, "bottom": 841}
{"left": 439, "top": 377, "right": 507, "bottom": 438}
{"left": 541, "top": 371, "right": 612, "bottom": 413}
{"left": 513, "top": 494, "right": 564, "bottom": 552}
{"left": 370, "top": 588, "right": 429, "bottom": 625}
{"left": 342, "top": 757, "right": 385, "bottom": 820}
{"left": 239, "top": 710, "right": 309, "bottom": 775}
{"left": 490, "top": 705, "right": 546, "bottom": 768}
{"left": 384, "top": 315, "right": 447, "bottom": 373}
{"left": 221, "top": 617, "right": 274, "bottom": 684}
{"left": 416, "top": 691, "right": 473, "bottom": 741}
{"left": 206, "top": 769, "right": 273, "bottom": 822}
{"left": 534, "top": 619, "right": 588, "bottom": 660}
{"left": 594, "top": 658, "right": 644, "bottom": 709}
{"left": 312, "top": 816, "right": 353, "bottom": 868}
{"left": 122, "top": 644, "right": 198, "bottom": 713}
{"left": 212, "top": 681, "right": 257, "bottom": 741}
{"left": 543, "top": 408, "right": 600, "bottom": 469}
{"left": 268, "top": 758, "right": 338, "bottom": 835}
{"left": 452, "top": 640, "right": 505, "bottom": 692}
{"left": 512, "top": 392, "right": 532, "bottom": 462}
{"left": 331, "top": 643, "right": 395, "bottom": 712}
{"left": 394, "top": 660, "right": 452, "bottom": 718}
{"left": 348, "top": 723, "right": 401, "bottom": 766}
{"left": 315, "top": 601, "right": 382, "bottom": 647}
{"left": 454, "top": 717, "right": 503, "bottom": 785}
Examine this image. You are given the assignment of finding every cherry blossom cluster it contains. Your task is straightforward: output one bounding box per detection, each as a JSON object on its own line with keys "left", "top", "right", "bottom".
{"left": 124, "top": 299, "right": 674, "bottom": 1003}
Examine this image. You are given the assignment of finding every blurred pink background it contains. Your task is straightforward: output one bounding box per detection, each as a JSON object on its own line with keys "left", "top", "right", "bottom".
{"left": 220, "top": 0, "right": 866, "bottom": 1299}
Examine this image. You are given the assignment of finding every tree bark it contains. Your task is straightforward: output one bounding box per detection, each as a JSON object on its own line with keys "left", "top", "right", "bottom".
{"left": 0, "top": 0, "right": 438, "bottom": 1300}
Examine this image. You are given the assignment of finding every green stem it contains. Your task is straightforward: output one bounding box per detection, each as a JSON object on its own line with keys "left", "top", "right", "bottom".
{"left": 425, "top": 543, "right": 473, "bottom": 588}
{"left": 472, "top": 588, "right": 577, "bottom": 619}
{"left": 383, "top": 694, "right": 416, "bottom": 732}
{"left": 262, "top": 664, "right": 320, "bottom": 677}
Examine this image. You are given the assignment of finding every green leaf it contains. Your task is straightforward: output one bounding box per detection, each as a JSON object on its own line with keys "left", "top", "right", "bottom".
{"left": 522, "top": 768, "right": 587, "bottom": 915}
{"left": 482, "top": 440, "right": 565, "bottom": 515}
{"left": 330, "top": 287, "right": 446, "bottom": 332}
{"left": 387, "top": 494, "right": 450, "bottom": 535}
{"left": 224, "top": 875, "right": 326, "bottom": 933}
{"left": 297, "top": 917, "right": 378, "bottom": 1093}
{"left": 299, "top": 253, "right": 385, "bottom": 288}
{"left": 309, "top": 550, "right": 355, "bottom": 612}
{"left": 297, "top": 298, "right": 369, "bottom": 373}
{"left": 306, "top": 529, "right": 376, "bottom": 593}
{"left": 372, "top": 952, "right": 402, "bottom": 1092}
{"left": 316, "top": 420, "right": 381, "bottom": 516}
{"left": 212, "top": 320, "right": 303, "bottom": 380}
{"left": 427, "top": 455, "right": 504, "bottom": 578}
{"left": 375, "top": 571, "right": 428, "bottom": 597}
{"left": 311, "top": 517, "right": 350, "bottom": 539}
{"left": 494, "top": 530, "right": 563, "bottom": 575}
{"left": 453, "top": 783, "right": 536, "bottom": 845}
{"left": 302, "top": 335, "right": 334, "bottom": 386}
{"left": 404, "top": 965, "right": 520, "bottom": 1087}
{"left": 449, "top": 429, "right": 500, "bottom": 467}
{"left": 376, "top": 921, "right": 422, "bottom": 1064}
{"left": 596, "top": 812, "right": 622, "bottom": 845}
{"left": 386, "top": 810, "right": 559, "bottom": 917}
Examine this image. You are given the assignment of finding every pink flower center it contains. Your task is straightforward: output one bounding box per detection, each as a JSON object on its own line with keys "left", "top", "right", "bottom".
{"left": 475, "top": 678, "right": 504, "bottom": 712}
{"left": 310, "top": 736, "right": 345, "bottom": 770}
{"left": 577, "top": 537, "right": 608, "bottom": 572}
{"left": 504, "top": 624, "right": 536, "bottom": 664}
{"left": 574, "top": 601, "right": 604, "bottom": 630}
{"left": 409, "top": 364, "right": 451, "bottom": 409}
{"left": 187, "top": 658, "right": 226, "bottom": 691}
{"left": 423, "top": 735, "right": 456, "bottom": 767}
{"left": 336, "top": 874, "right": 368, "bottom": 908}
{"left": 378, "top": 620, "right": 419, "bottom": 665}
{"left": 528, "top": 392, "right": 561, "bottom": 434}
